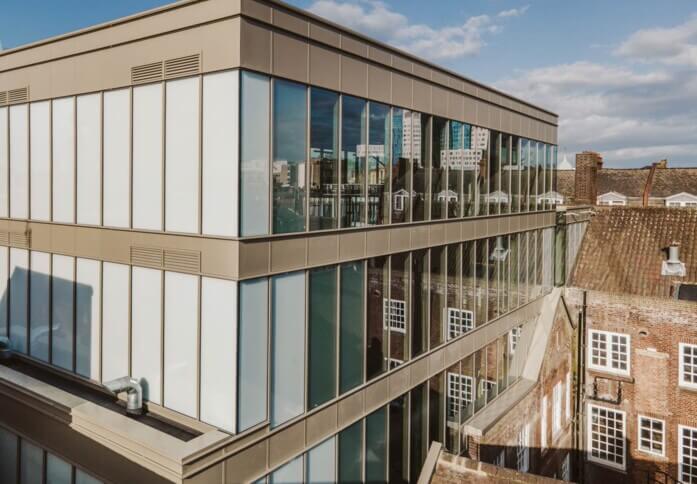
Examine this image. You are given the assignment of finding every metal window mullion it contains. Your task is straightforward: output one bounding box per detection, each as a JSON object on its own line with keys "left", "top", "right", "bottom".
{"left": 196, "top": 274, "right": 202, "bottom": 419}
{"left": 268, "top": 79, "right": 273, "bottom": 235}
{"left": 305, "top": 86, "right": 310, "bottom": 233}
{"left": 73, "top": 95, "right": 77, "bottom": 224}
{"left": 198, "top": 75, "right": 204, "bottom": 235}
{"left": 100, "top": 92, "right": 104, "bottom": 227}
{"left": 27, "top": 101, "right": 32, "bottom": 222}
{"left": 71, "top": 255, "right": 77, "bottom": 373}
{"left": 98, "top": 260, "right": 104, "bottom": 383}
{"left": 443, "top": 120, "right": 449, "bottom": 221}
{"left": 365, "top": 102, "right": 369, "bottom": 226}
{"left": 162, "top": 81, "right": 167, "bottom": 232}
{"left": 386, "top": 254, "right": 391, "bottom": 372}
{"left": 335, "top": 265, "right": 340, "bottom": 398}
{"left": 304, "top": 270, "right": 309, "bottom": 413}
{"left": 128, "top": 87, "right": 133, "bottom": 229}
{"left": 338, "top": 94, "right": 343, "bottom": 230}
{"left": 27, "top": 249, "right": 32, "bottom": 360}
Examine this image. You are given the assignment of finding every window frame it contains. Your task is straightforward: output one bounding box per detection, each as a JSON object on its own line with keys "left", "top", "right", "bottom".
{"left": 679, "top": 343, "right": 697, "bottom": 390}
{"left": 447, "top": 372, "right": 473, "bottom": 418}
{"left": 516, "top": 423, "right": 530, "bottom": 472}
{"left": 383, "top": 297, "right": 406, "bottom": 334}
{"left": 679, "top": 424, "right": 697, "bottom": 483}
{"left": 446, "top": 307, "right": 473, "bottom": 339}
{"left": 637, "top": 415, "right": 665, "bottom": 457}
{"left": 587, "top": 403, "right": 626, "bottom": 471}
{"left": 588, "top": 329, "right": 631, "bottom": 377}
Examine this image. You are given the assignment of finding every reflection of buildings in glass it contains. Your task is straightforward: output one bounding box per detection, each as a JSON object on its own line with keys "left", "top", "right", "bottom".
{"left": 401, "top": 114, "right": 421, "bottom": 165}
{"left": 471, "top": 126, "right": 489, "bottom": 150}
{"left": 272, "top": 159, "right": 305, "bottom": 189}
{"left": 440, "top": 149, "right": 482, "bottom": 171}
{"left": 436, "top": 189, "right": 458, "bottom": 202}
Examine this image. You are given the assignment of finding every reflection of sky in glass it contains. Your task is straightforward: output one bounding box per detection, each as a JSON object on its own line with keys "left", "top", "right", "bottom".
{"left": 273, "top": 80, "right": 306, "bottom": 165}
{"left": 310, "top": 88, "right": 338, "bottom": 156}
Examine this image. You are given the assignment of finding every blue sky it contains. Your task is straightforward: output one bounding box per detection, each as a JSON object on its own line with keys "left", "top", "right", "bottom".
{"left": 3, "top": 0, "right": 697, "bottom": 167}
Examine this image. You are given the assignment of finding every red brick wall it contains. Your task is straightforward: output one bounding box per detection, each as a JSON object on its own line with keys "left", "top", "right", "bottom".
{"left": 565, "top": 288, "right": 697, "bottom": 483}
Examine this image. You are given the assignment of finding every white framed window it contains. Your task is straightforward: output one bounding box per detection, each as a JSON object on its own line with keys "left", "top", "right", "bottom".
{"left": 447, "top": 372, "right": 473, "bottom": 418}
{"left": 479, "top": 379, "right": 497, "bottom": 400}
{"left": 383, "top": 298, "right": 406, "bottom": 333}
{"left": 587, "top": 404, "right": 626, "bottom": 470}
{"left": 561, "top": 453, "right": 570, "bottom": 481}
{"left": 516, "top": 423, "right": 530, "bottom": 472}
{"left": 588, "top": 329, "right": 630, "bottom": 376}
{"left": 637, "top": 415, "right": 664, "bottom": 457}
{"left": 541, "top": 395, "right": 548, "bottom": 450}
{"left": 509, "top": 326, "right": 522, "bottom": 354}
{"left": 565, "top": 371, "right": 571, "bottom": 421}
{"left": 495, "top": 449, "right": 505, "bottom": 468}
{"left": 679, "top": 425, "right": 697, "bottom": 483}
{"left": 386, "top": 357, "right": 404, "bottom": 370}
{"left": 553, "top": 381, "right": 562, "bottom": 436}
{"left": 679, "top": 343, "right": 697, "bottom": 390}
{"left": 446, "top": 308, "right": 473, "bottom": 339}
{"left": 393, "top": 194, "right": 405, "bottom": 212}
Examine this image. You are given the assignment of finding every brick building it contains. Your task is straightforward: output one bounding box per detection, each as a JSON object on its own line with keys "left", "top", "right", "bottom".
{"left": 566, "top": 207, "right": 697, "bottom": 483}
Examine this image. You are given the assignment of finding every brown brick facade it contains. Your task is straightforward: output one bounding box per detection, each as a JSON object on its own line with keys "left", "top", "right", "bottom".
{"left": 574, "top": 152, "right": 603, "bottom": 204}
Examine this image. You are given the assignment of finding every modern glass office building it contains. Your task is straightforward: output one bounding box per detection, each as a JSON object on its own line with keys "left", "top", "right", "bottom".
{"left": 0, "top": 1, "right": 558, "bottom": 482}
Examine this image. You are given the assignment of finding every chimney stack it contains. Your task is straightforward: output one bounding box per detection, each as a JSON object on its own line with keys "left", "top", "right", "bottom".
{"left": 574, "top": 151, "right": 603, "bottom": 204}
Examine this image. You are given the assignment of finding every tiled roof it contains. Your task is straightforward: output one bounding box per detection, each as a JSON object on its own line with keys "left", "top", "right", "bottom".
{"left": 651, "top": 168, "right": 697, "bottom": 198}
{"left": 570, "top": 207, "right": 697, "bottom": 298}
{"left": 596, "top": 169, "right": 649, "bottom": 198}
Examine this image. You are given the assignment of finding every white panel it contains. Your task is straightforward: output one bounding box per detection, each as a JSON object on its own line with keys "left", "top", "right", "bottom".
{"left": 0, "top": 246, "right": 8, "bottom": 336}
{"left": 201, "top": 277, "right": 237, "bottom": 432}
{"left": 103, "top": 89, "right": 130, "bottom": 228}
{"left": 132, "top": 267, "right": 162, "bottom": 404}
{"left": 166, "top": 77, "right": 200, "bottom": 233}
{"left": 164, "top": 271, "right": 198, "bottom": 417}
{"left": 102, "top": 262, "right": 129, "bottom": 382}
{"left": 133, "top": 83, "right": 163, "bottom": 230}
{"left": 30, "top": 102, "right": 50, "bottom": 220}
{"left": 76, "top": 258, "right": 101, "bottom": 380}
{"left": 52, "top": 97, "right": 76, "bottom": 223}
{"left": 202, "top": 71, "right": 239, "bottom": 236}
{"left": 9, "top": 248, "right": 28, "bottom": 352}
{"left": 29, "top": 251, "right": 50, "bottom": 362}
{"left": 77, "top": 94, "right": 102, "bottom": 225}
{"left": 0, "top": 107, "right": 7, "bottom": 218}
{"left": 9, "top": 105, "right": 28, "bottom": 219}
{"left": 52, "top": 254, "right": 74, "bottom": 370}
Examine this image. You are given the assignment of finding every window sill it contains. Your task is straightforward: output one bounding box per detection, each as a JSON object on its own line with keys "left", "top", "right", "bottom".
{"left": 587, "top": 368, "right": 633, "bottom": 383}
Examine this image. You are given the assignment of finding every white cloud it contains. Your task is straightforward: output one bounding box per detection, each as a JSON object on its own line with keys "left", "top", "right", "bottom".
{"left": 307, "top": 0, "right": 525, "bottom": 60}
{"left": 615, "top": 16, "right": 697, "bottom": 67}
{"left": 497, "top": 5, "right": 529, "bottom": 18}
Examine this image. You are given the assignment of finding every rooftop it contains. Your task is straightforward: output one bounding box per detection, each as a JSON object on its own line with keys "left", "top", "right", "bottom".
{"left": 570, "top": 207, "right": 697, "bottom": 299}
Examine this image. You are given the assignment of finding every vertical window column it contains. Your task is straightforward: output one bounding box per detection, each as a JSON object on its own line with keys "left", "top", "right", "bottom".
{"left": 341, "top": 96, "right": 366, "bottom": 228}
{"left": 52, "top": 97, "right": 76, "bottom": 223}
{"left": 309, "top": 88, "right": 339, "bottom": 231}
{"left": 30, "top": 101, "right": 50, "bottom": 221}
{"left": 76, "top": 93, "right": 102, "bottom": 225}
{"left": 9, "top": 104, "right": 28, "bottom": 219}
{"left": 103, "top": 89, "right": 131, "bottom": 228}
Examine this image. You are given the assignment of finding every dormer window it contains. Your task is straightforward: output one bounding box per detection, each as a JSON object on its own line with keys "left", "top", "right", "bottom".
{"left": 597, "top": 192, "right": 627, "bottom": 206}
{"left": 665, "top": 192, "right": 697, "bottom": 208}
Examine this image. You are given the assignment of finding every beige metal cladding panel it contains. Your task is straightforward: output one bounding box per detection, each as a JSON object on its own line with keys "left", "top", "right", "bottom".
{"left": 268, "top": 421, "right": 305, "bottom": 472}
{"left": 368, "top": 46, "right": 391, "bottom": 65}
{"left": 501, "top": 110, "right": 512, "bottom": 133}
{"left": 447, "top": 91, "right": 465, "bottom": 122}
{"left": 337, "top": 391, "right": 364, "bottom": 428}
{"left": 223, "top": 440, "right": 269, "bottom": 483}
{"left": 340, "top": 35, "right": 368, "bottom": 57}
{"left": 270, "top": 237, "right": 306, "bottom": 273}
{"left": 388, "top": 227, "right": 410, "bottom": 253}
{"left": 412, "top": 79, "right": 431, "bottom": 113}
{"left": 431, "top": 70, "right": 450, "bottom": 88}
{"left": 391, "top": 54, "right": 412, "bottom": 74}
{"left": 272, "top": 32, "right": 309, "bottom": 83}
{"left": 272, "top": 8, "right": 308, "bottom": 36}
{"left": 412, "top": 62, "right": 431, "bottom": 81}
{"left": 463, "top": 96, "right": 476, "bottom": 125}
{"left": 241, "top": 0, "right": 271, "bottom": 22}
{"left": 338, "top": 231, "right": 366, "bottom": 261}
{"left": 490, "top": 105, "right": 502, "bottom": 131}
{"left": 432, "top": 85, "right": 448, "bottom": 118}
{"left": 240, "top": 19, "right": 272, "bottom": 73}
{"left": 391, "top": 72, "right": 412, "bottom": 109}
{"left": 309, "top": 22, "right": 340, "bottom": 48}
{"left": 340, "top": 55, "right": 368, "bottom": 98}
{"left": 306, "top": 405, "right": 338, "bottom": 448}
{"left": 476, "top": 101, "right": 489, "bottom": 128}
{"left": 365, "top": 229, "right": 390, "bottom": 256}
{"left": 307, "top": 234, "right": 339, "bottom": 267}
{"left": 367, "top": 64, "right": 391, "bottom": 104}
{"left": 309, "top": 44, "right": 340, "bottom": 91}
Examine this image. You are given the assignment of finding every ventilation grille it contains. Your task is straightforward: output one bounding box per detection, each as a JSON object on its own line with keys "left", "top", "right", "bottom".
{"left": 0, "top": 87, "right": 29, "bottom": 106}
{"left": 164, "top": 249, "right": 201, "bottom": 273}
{"left": 130, "top": 246, "right": 164, "bottom": 268}
{"left": 131, "top": 62, "right": 164, "bottom": 85}
{"left": 164, "top": 54, "right": 201, "bottom": 79}
{"left": 131, "top": 54, "right": 201, "bottom": 85}
{"left": 130, "top": 246, "right": 201, "bottom": 273}
{"left": 0, "top": 232, "right": 9, "bottom": 245}
{"left": 9, "top": 231, "right": 31, "bottom": 249}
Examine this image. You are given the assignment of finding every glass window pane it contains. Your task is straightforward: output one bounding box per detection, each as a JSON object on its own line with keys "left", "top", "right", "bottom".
{"left": 520, "top": 139, "right": 529, "bottom": 213}
{"left": 307, "top": 437, "right": 336, "bottom": 484}
{"left": 241, "top": 72, "right": 270, "bottom": 236}
{"left": 447, "top": 121, "right": 463, "bottom": 218}
{"left": 102, "top": 262, "right": 129, "bottom": 382}
{"left": 411, "top": 249, "right": 428, "bottom": 358}
{"left": 309, "top": 267, "right": 337, "bottom": 409}
{"left": 52, "top": 97, "right": 76, "bottom": 224}
{"left": 0, "top": 427, "right": 17, "bottom": 484}
{"left": 365, "top": 407, "right": 387, "bottom": 482}
{"left": 0, "top": 107, "right": 8, "bottom": 218}
{"left": 30, "top": 101, "right": 50, "bottom": 221}
{"left": 511, "top": 136, "right": 520, "bottom": 213}
{"left": 462, "top": 123, "right": 477, "bottom": 216}
{"left": 29, "top": 251, "right": 50, "bottom": 362}
{"left": 238, "top": 278, "right": 268, "bottom": 431}
{"left": 389, "top": 394, "right": 408, "bottom": 483}
{"left": 271, "top": 272, "right": 306, "bottom": 427}
{"left": 339, "top": 421, "right": 363, "bottom": 483}
{"left": 270, "top": 455, "right": 303, "bottom": 484}
{"left": 475, "top": 127, "right": 489, "bottom": 216}
{"left": 52, "top": 255, "right": 74, "bottom": 371}
{"left": 272, "top": 80, "right": 306, "bottom": 234}
{"left": 429, "top": 247, "right": 445, "bottom": 349}
{"left": 20, "top": 440, "right": 43, "bottom": 484}
{"left": 340, "top": 262, "right": 364, "bottom": 394}
{"left": 341, "top": 96, "right": 366, "bottom": 228}
{"left": 487, "top": 132, "right": 500, "bottom": 216}
{"left": 368, "top": 102, "right": 390, "bottom": 225}
{"left": 462, "top": 241, "right": 476, "bottom": 327}
{"left": 488, "top": 237, "right": 499, "bottom": 321}
{"left": 0, "top": 247, "right": 7, "bottom": 339}
{"left": 47, "top": 453, "right": 72, "bottom": 484}
{"left": 76, "top": 257, "right": 101, "bottom": 382}
{"left": 431, "top": 117, "right": 447, "bottom": 220}
{"left": 445, "top": 362, "right": 461, "bottom": 453}
{"left": 529, "top": 142, "right": 539, "bottom": 211}
{"left": 366, "top": 256, "right": 388, "bottom": 380}
{"left": 429, "top": 372, "right": 444, "bottom": 450}
{"left": 475, "top": 240, "right": 487, "bottom": 325}
{"left": 474, "top": 349, "right": 486, "bottom": 412}
{"left": 460, "top": 355, "right": 475, "bottom": 422}
{"left": 103, "top": 89, "right": 130, "bottom": 228}
{"left": 485, "top": 341, "right": 499, "bottom": 403}
{"left": 76, "top": 93, "right": 102, "bottom": 225}
{"left": 10, "top": 248, "right": 28, "bottom": 353}
{"left": 500, "top": 134, "right": 511, "bottom": 214}
{"left": 309, "top": 88, "right": 339, "bottom": 231}
{"left": 446, "top": 244, "right": 461, "bottom": 341}
{"left": 391, "top": 109, "right": 411, "bottom": 223}
{"left": 410, "top": 383, "right": 428, "bottom": 478}
{"left": 131, "top": 267, "right": 162, "bottom": 404}
{"left": 413, "top": 113, "right": 428, "bottom": 221}
{"left": 390, "top": 253, "right": 409, "bottom": 365}
{"left": 75, "top": 469, "right": 102, "bottom": 484}
{"left": 9, "top": 104, "right": 28, "bottom": 219}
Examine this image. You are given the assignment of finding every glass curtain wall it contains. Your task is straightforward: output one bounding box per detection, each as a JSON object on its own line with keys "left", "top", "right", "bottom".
{"left": 476, "top": 127, "right": 490, "bottom": 216}
{"left": 366, "top": 256, "right": 388, "bottom": 380}
{"left": 368, "top": 103, "right": 390, "bottom": 225}
{"left": 520, "top": 139, "right": 529, "bottom": 213}
{"left": 308, "top": 267, "right": 337, "bottom": 409}
{"left": 413, "top": 114, "right": 430, "bottom": 221}
{"left": 500, "top": 134, "right": 511, "bottom": 214}
{"left": 340, "top": 262, "right": 365, "bottom": 394}
{"left": 462, "top": 123, "right": 477, "bottom": 217}
{"left": 448, "top": 121, "right": 463, "bottom": 218}
{"left": 488, "top": 131, "right": 501, "bottom": 215}
{"left": 309, "top": 88, "right": 339, "bottom": 230}
{"left": 431, "top": 117, "right": 448, "bottom": 220}
{"left": 391, "top": 109, "right": 412, "bottom": 223}
{"left": 511, "top": 136, "right": 520, "bottom": 213}
{"left": 411, "top": 250, "right": 428, "bottom": 358}
{"left": 341, "top": 96, "right": 367, "bottom": 228}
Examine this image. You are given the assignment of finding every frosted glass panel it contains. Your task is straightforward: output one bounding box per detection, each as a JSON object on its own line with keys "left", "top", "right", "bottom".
{"left": 52, "top": 255, "right": 75, "bottom": 371}
{"left": 240, "top": 72, "right": 270, "bottom": 236}
{"left": 0, "top": 246, "right": 8, "bottom": 337}
{"left": 77, "top": 93, "right": 102, "bottom": 225}
{"left": 29, "top": 251, "right": 50, "bottom": 362}
{"left": 201, "top": 277, "right": 237, "bottom": 432}
{"left": 132, "top": 267, "right": 162, "bottom": 404}
{"left": 307, "top": 437, "right": 336, "bottom": 483}
{"left": 270, "top": 271, "right": 305, "bottom": 427}
{"left": 0, "top": 107, "right": 7, "bottom": 217}
{"left": 76, "top": 258, "right": 101, "bottom": 380}
{"left": 10, "top": 105, "right": 28, "bottom": 219}
{"left": 102, "top": 262, "right": 129, "bottom": 382}
{"left": 52, "top": 97, "right": 76, "bottom": 223}
{"left": 165, "top": 77, "right": 200, "bottom": 233}
{"left": 202, "top": 71, "right": 238, "bottom": 236}
{"left": 133, "top": 83, "right": 163, "bottom": 230}
{"left": 20, "top": 440, "right": 43, "bottom": 484}
{"left": 238, "top": 278, "right": 268, "bottom": 431}
{"left": 30, "top": 102, "right": 50, "bottom": 220}
{"left": 270, "top": 456, "right": 303, "bottom": 484}
{"left": 75, "top": 470, "right": 101, "bottom": 484}
{"left": 164, "top": 271, "right": 198, "bottom": 417}
{"left": 103, "top": 89, "right": 130, "bottom": 228}
{"left": 46, "top": 453, "right": 72, "bottom": 484}
{"left": 9, "top": 248, "right": 28, "bottom": 353}
{"left": 0, "top": 427, "right": 17, "bottom": 484}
